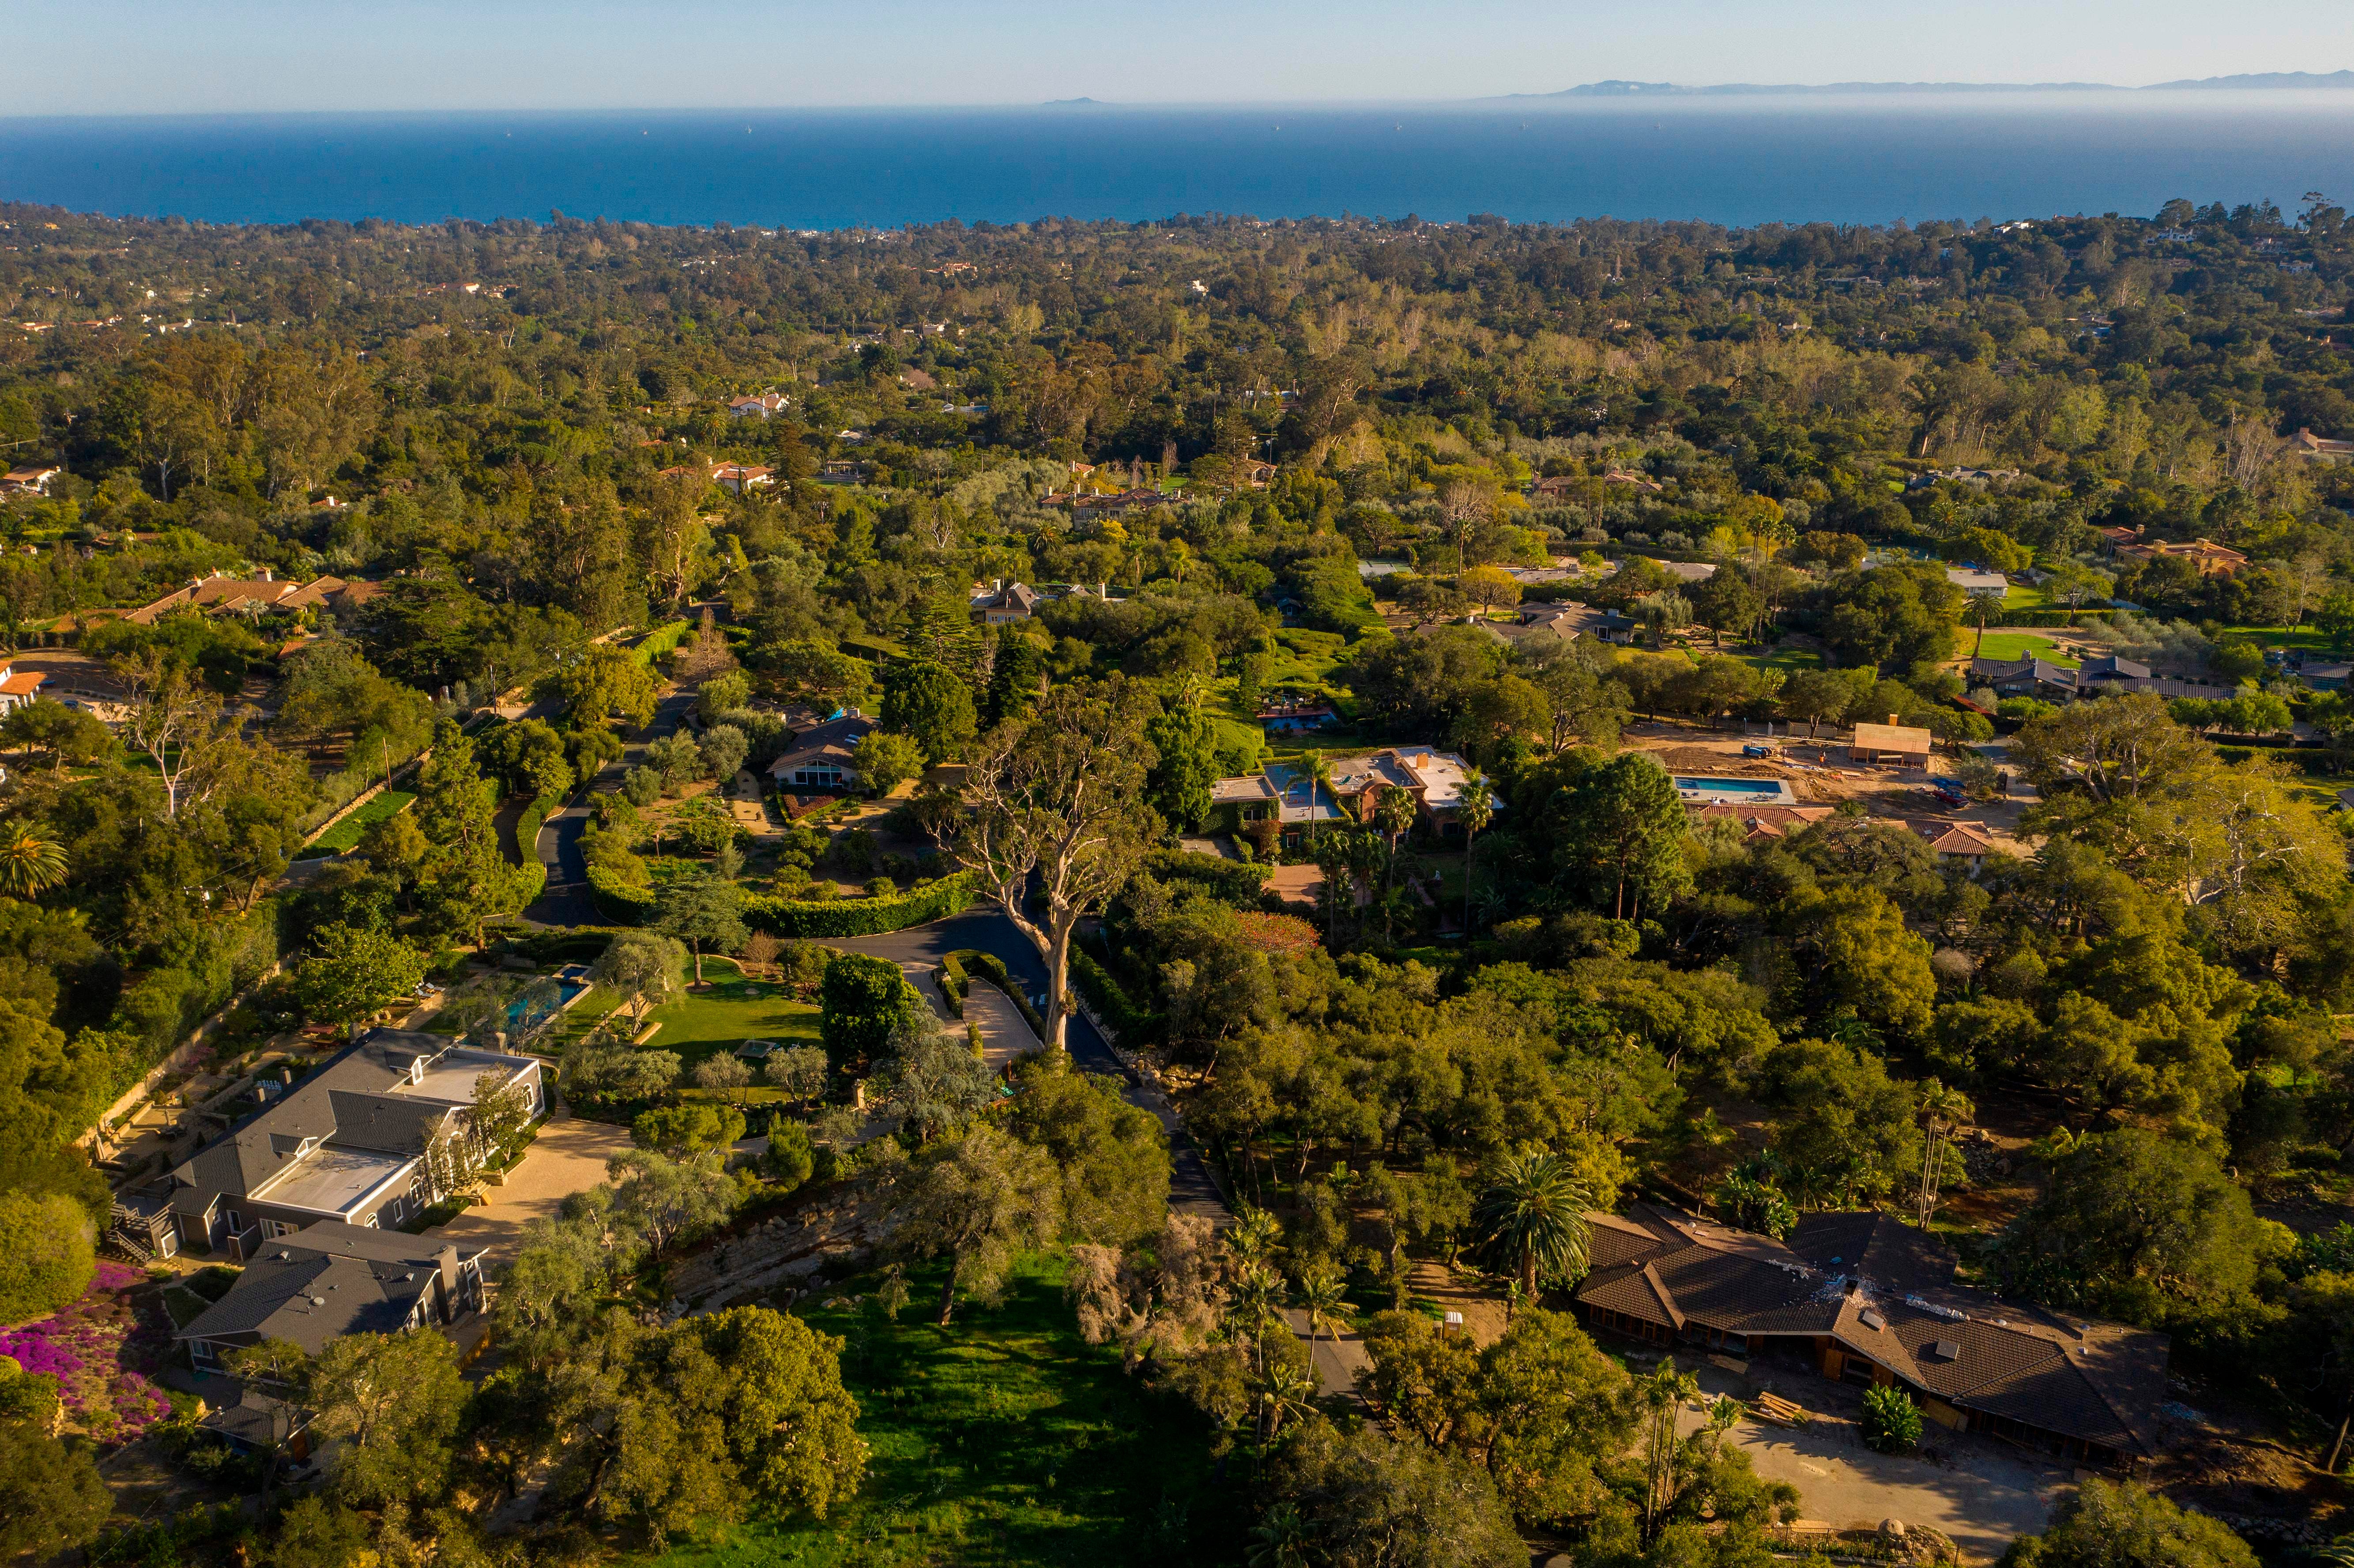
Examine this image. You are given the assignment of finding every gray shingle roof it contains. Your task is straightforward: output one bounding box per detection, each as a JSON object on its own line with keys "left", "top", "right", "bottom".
{"left": 174, "top": 1221, "right": 480, "bottom": 1356}
{"left": 169, "top": 1031, "right": 526, "bottom": 1204}
{"left": 1571, "top": 1204, "right": 2166, "bottom": 1455}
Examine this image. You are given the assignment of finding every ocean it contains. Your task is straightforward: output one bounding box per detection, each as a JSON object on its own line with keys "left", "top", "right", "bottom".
{"left": 3, "top": 95, "right": 2352, "bottom": 230}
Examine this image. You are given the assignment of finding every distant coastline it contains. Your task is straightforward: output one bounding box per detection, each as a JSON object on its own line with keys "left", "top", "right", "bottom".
{"left": 1519, "top": 70, "right": 2354, "bottom": 98}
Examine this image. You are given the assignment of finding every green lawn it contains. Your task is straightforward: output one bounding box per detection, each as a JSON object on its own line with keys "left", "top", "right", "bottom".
{"left": 1970, "top": 633, "right": 2079, "bottom": 668}
{"left": 303, "top": 790, "right": 416, "bottom": 855}
{"left": 2217, "top": 624, "right": 2338, "bottom": 655}
{"left": 2002, "top": 581, "right": 2053, "bottom": 609}
{"left": 640, "top": 963, "right": 822, "bottom": 1072}
{"left": 652, "top": 1256, "right": 1242, "bottom": 1568}
{"left": 1750, "top": 641, "right": 1823, "bottom": 673}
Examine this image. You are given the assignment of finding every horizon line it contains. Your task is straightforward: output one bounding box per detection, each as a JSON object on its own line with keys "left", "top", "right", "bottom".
{"left": 2, "top": 76, "right": 2353, "bottom": 122}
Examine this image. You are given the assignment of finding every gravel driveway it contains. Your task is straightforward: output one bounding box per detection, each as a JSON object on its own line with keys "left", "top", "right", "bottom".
{"left": 425, "top": 1116, "right": 635, "bottom": 1268}
{"left": 1682, "top": 1359, "right": 2070, "bottom": 1560}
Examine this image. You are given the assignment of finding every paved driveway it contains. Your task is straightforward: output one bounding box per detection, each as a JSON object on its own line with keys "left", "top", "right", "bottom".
{"left": 426, "top": 1117, "right": 635, "bottom": 1267}
{"left": 833, "top": 911, "right": 1230, "bottom": 1221}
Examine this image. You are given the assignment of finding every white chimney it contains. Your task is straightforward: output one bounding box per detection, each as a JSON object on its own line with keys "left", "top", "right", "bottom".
{"left": 260, "top": 567, "right": 272, "bottom": 583}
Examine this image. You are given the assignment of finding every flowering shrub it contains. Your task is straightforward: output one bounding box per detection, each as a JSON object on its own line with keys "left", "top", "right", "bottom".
{"left": 1233, "top": 911, "right": 1321, "bottom": 954}
{"left": 0, "top": 1261, "right": 173, "bottom": 1441}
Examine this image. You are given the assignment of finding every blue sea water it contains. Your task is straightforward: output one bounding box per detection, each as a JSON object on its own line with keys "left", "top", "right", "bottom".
{"left": 3, "top": 96, "right": 2353, "bottom": 229}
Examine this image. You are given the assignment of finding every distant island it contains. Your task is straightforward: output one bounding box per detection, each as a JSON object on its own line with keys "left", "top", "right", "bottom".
{"left": 1525, "top": 70, "right": 2354, "bottom": 97}
{"left": 1041, "top": 97, "right": 1104, "bottom": 106}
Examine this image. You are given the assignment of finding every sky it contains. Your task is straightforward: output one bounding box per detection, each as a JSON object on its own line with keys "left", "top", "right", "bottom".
{"left": 6, "top": 0, "right": 2349, "bottom": 114}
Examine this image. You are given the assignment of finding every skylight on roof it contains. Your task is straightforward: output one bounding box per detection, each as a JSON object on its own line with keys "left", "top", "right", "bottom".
{"left": 1858, "top": 1309, "right": 1887, "bottom": 1331}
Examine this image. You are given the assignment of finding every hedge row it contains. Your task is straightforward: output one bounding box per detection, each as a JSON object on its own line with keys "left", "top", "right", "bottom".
{"left": 587, "top": 865, "right": 660, "bottom": 924}
{"left": 586, "top": 865, "right": 983, "bottom": 937}
{"left": 1980, "top": 611, "right": 2100, "bottom": 630}
{"left": 1070, "top": 948, "right": 1159, "bottom": 1042}
{"left": 513, "top": 859, "right": 548, "bottom": 910}
{"left": 744, "top": 871, "right": 981, "bottom": 937}
{"left": 943, "top": 948, "right": 1050, "bottom": 1038}
{"left": 1145, "top": 847, "right": 1271, "bottom": 910}
{"left": 630, "top": 619, "right": 694, "bottom": 666}
{"left": 515, "top": 788, "right": 565, "bottom": 865}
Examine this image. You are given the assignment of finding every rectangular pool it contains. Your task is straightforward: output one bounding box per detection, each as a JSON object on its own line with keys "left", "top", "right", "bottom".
{"left": 1673, "top": 775, "right": 1798, "bottom": 805}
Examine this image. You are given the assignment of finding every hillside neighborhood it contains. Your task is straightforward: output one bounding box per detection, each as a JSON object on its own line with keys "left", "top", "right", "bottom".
{"left": 0, "top": 197, "right": 2349, "bottom": 1568}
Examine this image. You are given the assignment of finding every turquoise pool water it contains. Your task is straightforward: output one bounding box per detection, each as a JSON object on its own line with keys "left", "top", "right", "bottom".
{"left": 1674, "top": 777, "right": 1782, "bottom": 795}
{"left": 507, "top": 979, "right": 588, "bottom": 1033}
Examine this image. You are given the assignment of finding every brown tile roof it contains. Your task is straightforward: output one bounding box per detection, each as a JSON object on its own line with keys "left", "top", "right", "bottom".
{"left": 1691, "top": 802, "right": 1836, "bottom": 840}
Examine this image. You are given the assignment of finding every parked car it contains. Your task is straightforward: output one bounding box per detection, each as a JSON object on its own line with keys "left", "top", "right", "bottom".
{"left": 1740, "top": 743, "right": 1776, "bottom": 758}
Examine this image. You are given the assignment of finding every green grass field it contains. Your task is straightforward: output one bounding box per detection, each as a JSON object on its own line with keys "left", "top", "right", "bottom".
{"left": 2002, "top": 582, "right": 2053, "bottom": 609}
{"left": 640, "top": 963, "right": 823, "bottom": 1072}
{"left": 652, "top": 1256, "right": 1242, "bottom": 1568}
{"left": 2218, "top": 624, "right": 2338, "bottom": 655}
{"left": 1750, "top": 642, "right": 1823, "bottom": 673}
{"left": 303, "top": 790, "right": 416, "bottom": 855}
{"left": 1970, "top": 633, "right": 2079, "bottom": 668}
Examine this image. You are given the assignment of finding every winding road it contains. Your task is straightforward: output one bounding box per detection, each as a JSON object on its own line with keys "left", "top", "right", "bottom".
{"left": 832, "top": 910, "right": 1230, "bottom": 1222}
{"left": 524, "top": 684, "right": 700, "bottom": 927}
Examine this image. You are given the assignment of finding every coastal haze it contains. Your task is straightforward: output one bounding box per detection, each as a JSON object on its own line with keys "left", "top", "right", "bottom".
{"left": 4, "top": 91, "right": 2353, "bottom": 229}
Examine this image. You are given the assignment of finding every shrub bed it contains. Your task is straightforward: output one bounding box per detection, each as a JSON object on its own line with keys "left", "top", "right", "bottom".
{"left": 591, "top": 867, "right": 982, "bottom": 937}
{"left": 743, "top": 870, "right": 981, "bottom": 937}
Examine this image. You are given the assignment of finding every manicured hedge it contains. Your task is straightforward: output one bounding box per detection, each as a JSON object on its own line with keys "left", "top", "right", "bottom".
{"left": 630, "top": 619, "right": 694, "bottom": 666}
{"left": 944, "top": 948, "right": 1049, "bottom": 1038}
{"left": 1145, "top": 847, "right": 1271, "bottom": 910}
{"left": 513, "top": 859, "right": 548, "bottom": 910}
{"left": 587, "top": 864, "right": 659, "bottom": 923}
{"left": 1070, "top": 947, "right": 1159, "bottom": 1042}
{"left": 742, "top": 870, "right": 981, "bottom": 938}
{"left": 515, "top": 788, "right": 565, "bottom": 865}
{"left": 593, "top": 866, "right": 983, "bottom": 935}
{"left": 1977, "top": 610, "right": 2102, "bottom": 629}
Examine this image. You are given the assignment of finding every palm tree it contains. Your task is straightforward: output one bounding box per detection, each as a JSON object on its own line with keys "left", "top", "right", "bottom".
{"left": 1914, "top": 1079, "right": 1974, "bottom": 1229}
{"left": 1229, "top": 1206, "right": 1281, "bottom": 1266}
{"left": 0, "top": 824, "right": 67, "bottom": 897}
{"left": 1297, "top": 749, "right": 1335, "bottom": 839}
{"left": 1247, "top": 1504, "right": 1311, "bottom": 1568}
{"left": 1257, "top": 1358, "right": 1319, "bottom": 1444}
{"left": 1454, "top": 767, "right": 1492, "bottom": 937}
{"left": 1472, "top": 1147, "right": 1593, "bottom": 1305}
{"left": 1635, "top": 1360, "right": 1706, "bottom": 1547}
{"left": 1230, "top": 1262, "right": 1287, "bottom": 1374}
{"left": 1296, "top": 1267, "right": 1348, "bottom": 1381}
{"left": 1311, "top": 831, "right": 1353, "bottom": 947}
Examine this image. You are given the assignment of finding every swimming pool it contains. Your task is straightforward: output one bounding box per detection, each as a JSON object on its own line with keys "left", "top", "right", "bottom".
{"left": 506, "top": 978, "right": 589, "bottom": 1033}
{"left": 1673, "top": 776, "right": 1798, "bottom": 805}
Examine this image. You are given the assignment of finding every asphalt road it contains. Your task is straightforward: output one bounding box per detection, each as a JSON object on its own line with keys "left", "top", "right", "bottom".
{"left": 525, "top": 684, "right": 698, "bottom": 927}
{"left": 834, "top": 910, "right": 1232, "bottom": 1222}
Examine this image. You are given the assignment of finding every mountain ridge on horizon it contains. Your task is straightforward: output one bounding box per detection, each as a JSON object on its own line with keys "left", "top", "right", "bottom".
{"left": 1515, "top": 70, "right": 2354, "bottom": 98}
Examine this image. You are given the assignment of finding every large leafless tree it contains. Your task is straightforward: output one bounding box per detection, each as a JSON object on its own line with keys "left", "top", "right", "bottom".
{"left": 952, "top": 677, "right": 1159, "bottom": 1054}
